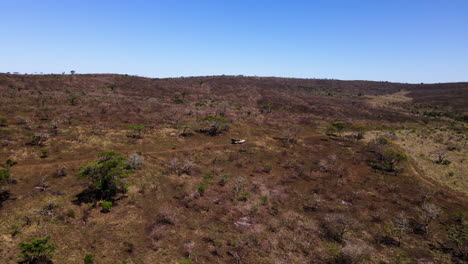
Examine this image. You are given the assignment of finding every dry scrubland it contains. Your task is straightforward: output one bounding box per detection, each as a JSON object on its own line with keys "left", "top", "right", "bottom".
{"left": 0, "top": 74, "right": 467, "bottom": 263}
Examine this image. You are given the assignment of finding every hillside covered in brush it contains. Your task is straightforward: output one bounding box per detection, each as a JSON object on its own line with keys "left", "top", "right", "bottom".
{"left": 0, "top": 73, "right": 467, "bottom": 263}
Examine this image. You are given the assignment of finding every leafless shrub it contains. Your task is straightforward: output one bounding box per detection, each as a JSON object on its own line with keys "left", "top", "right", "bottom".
{"left": 36, "top": 201, "right": 58, "bottom": 217}
{"left": 281, "top": 126, "right": 300, "bottom": 145}
{"left": 183, "top": 240, "right": 195, "bottom": 258}
{"left": 167, "top": 158, "right": 194, "bottom": 175}
{"left": 126, "top": 153, "right": 144, "bottom": 170}
{"left": 303, "top": 193, "right": 324, "bottom": 212}
{"left": 157, "top": 205, "right": 178, "bottom": 225}
{"left": 336, "top": 242, "right": 372, "bottom": 264}
{"left": 54, "top": 166, "right": 67, "bottom": 178}
{"left": 27, "top": 132, "right": 48, "bottom": 146}
{"left": 230, "top": 176, "right": 246, "bottom": 195}
{"left": 431, "top": 149, "right": 451, "bottom": 165}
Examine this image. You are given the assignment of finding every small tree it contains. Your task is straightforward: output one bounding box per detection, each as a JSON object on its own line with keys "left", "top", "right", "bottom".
{"left": 200, "top": 115, "right": 228, "bottom": 136}
{"left": 331, "top": 122, "right": 347, "bottom": 137}
{"left": 382, "top": 149, "right": 408, "bottom": 172}
{"left": 18, "top": 235, "right": 56, "bottom": 264}
{"left": 385, "top": 212, "right": 411, "bottom": 246}
{"left": 179, "top": 122, "right": 192, "bottom": 137}
{"left": 322, "top": 213, "right": 358, "bottom": 242}
{"left": 350, "top": 124, "right": 367, "bottom": 141}
{"left": 128, "top": 125, "right": 145, "bottom": 139}
{"left": 77, "top": 151, "right": 132, "bottom": 201}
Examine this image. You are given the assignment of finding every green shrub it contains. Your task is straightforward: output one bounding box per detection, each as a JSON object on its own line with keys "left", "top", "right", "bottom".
{"left": 18, "top": 235, "right": 56, "bottom": 263}
{"left": 101, "top": 201, "right": 112, "bottom": 212}
{"left": 326, "top": 122, "right": 349, "bottom": 136}
{"left": 0, "top": 159, "right": 17, "bottom": 185}
{"left": 174, "top": 98, "right": 184, "bottom": 104}
{"left": 455, "top": 114, "right": 468, "bottom": 122}
{"left": 84, "top": 253, "right": 94, "bottom": 264}
{"left": 195, "top": 102, "right": 205, "bottom": 107}
{"left": 0, "top": 169, "right": 11, "bottom": 185}
{"left": 200, "top": 115, "right": 228, "bottom": 136}
{"left": 376, "top": 137, "right": 391, "bottom": 145}
{"left": 0, "top": 117, "right": 7, "bottom": 127}
{"left": 260, "top": 195, "right": 269, "bottom": 206}
{"left": 77, "top": 151, "right": 132, "bottom": 201}
{"left": 39, "top": 148, "right": 49, "bottom": 158}
{"left": 382, "top": 149, "right": 408, "bottom": 172}
{"left": 198, "top": 182, "right": 208, "bottom": 195}
{"left": 259, "top": 105, "right": 272, "bottom": 113}
{"left": 179, "top": 259, "right": 192, "bottom": 264}
{"left": 203, "top": 172, "right": 213, "bottom": 180}
{"left": 262, "top": 164, "right": 273, "bottom": 173}
{"left": 128, "top": 125, "right": 145, "bottom": 138}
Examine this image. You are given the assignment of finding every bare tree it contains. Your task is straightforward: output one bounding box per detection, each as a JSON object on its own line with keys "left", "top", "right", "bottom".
{"left": 420, "top": 203, "right": 441, "bottom": 234}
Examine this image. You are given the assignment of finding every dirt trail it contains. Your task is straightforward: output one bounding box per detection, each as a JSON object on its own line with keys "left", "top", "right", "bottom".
{"left": 12, "top": 143, "right": 231, "bottom": 170}
{"left": 407, "top": 158, "right": 467, "bottom": 200}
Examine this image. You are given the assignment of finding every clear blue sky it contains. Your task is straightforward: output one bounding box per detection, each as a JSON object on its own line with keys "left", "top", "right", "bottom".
{"left": 1, "top": 0, "right": 467, "bottom": 83}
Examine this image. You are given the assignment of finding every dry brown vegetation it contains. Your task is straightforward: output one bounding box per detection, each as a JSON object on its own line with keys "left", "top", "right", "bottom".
{"left": 0, "top": 73, "right": 467, "bottom": 263}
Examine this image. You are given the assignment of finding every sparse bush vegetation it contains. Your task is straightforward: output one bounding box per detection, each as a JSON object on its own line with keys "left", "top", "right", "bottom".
{"left": 0, "top": 73, "right": 467, "bottom": 263}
